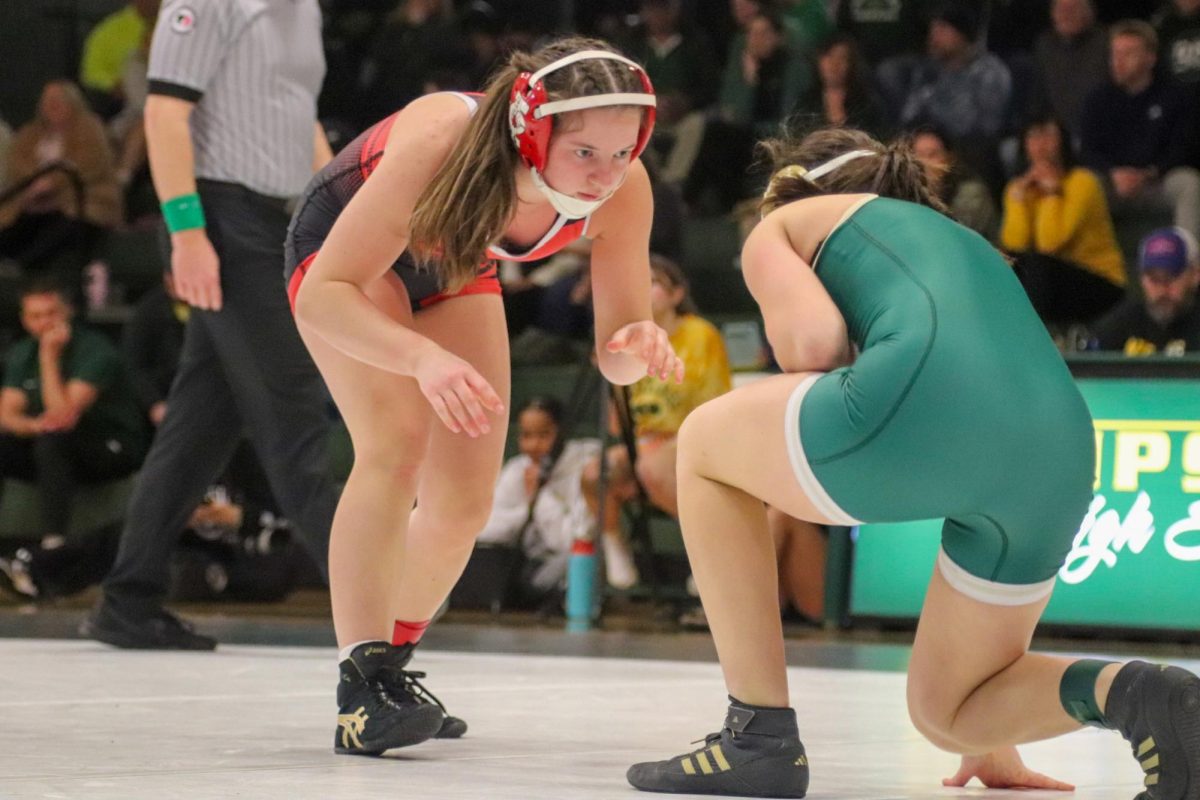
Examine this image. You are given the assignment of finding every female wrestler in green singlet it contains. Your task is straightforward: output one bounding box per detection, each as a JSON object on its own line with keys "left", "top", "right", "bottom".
{"left": 628, "top": 126, "right": 1200, "bottom": 799}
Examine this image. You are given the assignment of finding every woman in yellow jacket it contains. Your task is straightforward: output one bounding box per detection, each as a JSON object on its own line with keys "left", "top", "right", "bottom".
{"left": 1001, "top": 115, "right": 1125, "bottom": 323}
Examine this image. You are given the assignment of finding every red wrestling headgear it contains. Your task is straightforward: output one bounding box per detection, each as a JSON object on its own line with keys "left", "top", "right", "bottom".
{"left": 508, "top": 49, "right": 657, "bottom": 173}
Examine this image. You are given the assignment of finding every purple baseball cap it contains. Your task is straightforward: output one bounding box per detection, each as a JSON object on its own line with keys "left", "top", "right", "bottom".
{"left": 1138, "top": 227, "right": 1199, "bottom": 277}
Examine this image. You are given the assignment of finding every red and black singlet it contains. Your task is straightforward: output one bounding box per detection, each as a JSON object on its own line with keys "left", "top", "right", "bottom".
{"left": 284, "top": 92, "right": 592, "bottom": 311}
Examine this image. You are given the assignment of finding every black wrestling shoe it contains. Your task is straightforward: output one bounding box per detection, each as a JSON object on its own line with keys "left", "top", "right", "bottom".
{"left": 1104, "top": 660, "right": 1200, "bottom": 799}
{"left": 627, "top": 698, "right": 809, "bottom": 798}
{"left": 335, "top": 642, "right": 445, "bottom": 755}
{"left": 80, "top": 596, "right": 216, "bottom": 650}
{"left": 377, "top": 642, "right": 468, "bottom": 739}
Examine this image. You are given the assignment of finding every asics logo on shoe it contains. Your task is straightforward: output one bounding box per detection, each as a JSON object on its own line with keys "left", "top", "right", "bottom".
{"left": 365, "top": 646, "right": 388, "bottom": 656}
{"left": 338, "top": 707, "right": 370, "bottom": 750}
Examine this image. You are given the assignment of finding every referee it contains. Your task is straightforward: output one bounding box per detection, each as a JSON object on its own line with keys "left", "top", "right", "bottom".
{"left": 82, "top": 0, "right": 338, "bottom": 649}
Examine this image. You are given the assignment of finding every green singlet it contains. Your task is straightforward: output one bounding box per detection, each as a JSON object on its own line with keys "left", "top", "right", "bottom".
{"left": 785, "top": 197, "right": 1094, "bottom": 604}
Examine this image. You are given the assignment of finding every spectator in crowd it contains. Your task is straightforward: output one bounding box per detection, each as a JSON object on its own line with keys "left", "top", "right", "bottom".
{"left": 78, "top": 0, "right": 160, "bottom": 119}
{"left": 791, "top": 33, "right": 890, "bottom": 138}
{"left": 0, "top": 81, "right": 122, "bottom": 273}
{"left": 581, "top": 256, "right": 732, "bottom": 590}
{"left": 1001, "top": 115, "right": 1126, "bottom": 323}
{"left": 475, "top": 396, "right": 600, "bottom": 609}
{"left": 1, "top": 441, "right": 288, "bottom": 603}
{"left": 719, "top": 9, "right": 813, "bottom": 139}
{"left": 731, "top": 0, "right": 824, "bottom": 59}
{"left": 0, "top": 277, "right": 147, "bottom": 583}
{"left": 1154, "top": 0, "right": 1200, "bottom": 93}
{"left": 898, "top": 4, "right": 1012, "bottom": 146}
{"left": 911, "top": 127, "right": 999, "bottom": 240}
{"left": 121, "top": 271, "right": 186, "bottom": 428}
{"left": 1079, "top": 19, "right": 1200, "bottom": 238}
{"left": 625, "top": 0, "right": 719, "bottom": 189}
{"left": 1031, "top": 0, "right": 1109, "bottom": 145}
{"left": 1090, "top": 227, "right": 1200, "bottom": 354}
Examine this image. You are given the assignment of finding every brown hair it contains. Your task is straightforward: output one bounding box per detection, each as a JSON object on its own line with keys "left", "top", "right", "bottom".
{"left": 649, "top": 254, "right": 698, "bottom": 315}
{"left": 1109, "top": 18, "right": 1157, "bottom": 51}
{"left": 408, "top": 36, "right": 652, "bottom": 292}
{"left": 758, "top": 126, "right": 948, "bottom": 217}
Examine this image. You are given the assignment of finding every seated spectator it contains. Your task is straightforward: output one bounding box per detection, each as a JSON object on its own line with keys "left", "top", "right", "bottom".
{"left": 0, "top": 81, "right": 122, "bottom": 273}
{"left": 718, "top": 8, "right": 813, "bottom": 139}
{"left": 626, "top": 0, "right": 720, "bottom": 190}
{"left": 121, "top": 271, "right": 186, "bottom": 428}
{"left": 1, "top": 440, "right": 289, "bottom": 601}
{"left": 911, "top": 127, "right": 999, "bottom": 240}
{"left": 1079, "top": 19, "right": 1200, "bottom": 239}
{"left": 731, "top": 0, "right": 824, "bottom": 61}
{"left": 791, "top": 32, "right": 890, "bottom": 138}
{"left": 0, "top": 277, "right": 147, "bottom": 563}
{"left": 1031, "top": 0, "right": 1110, "bottom": 146}
{"left": 1154, "top": 0, "right": 1200, "bottom": 94}
{"left": 1001, "top": 115, "right": 1126, "bottom": 323}
{"left": 78, "top": 0, "right": 159, "bottom": 120}
{"left": 475, "top": 396, "right": 600, "bottom": 609}
{"left": 1089, "top": 227, "right": 1200, "bottom": 354}
{"left": 897, "top": 4, "right": 1012, "bottom": 161}
{"left": 581, "top": 256, "right": 732, "bottom": 590}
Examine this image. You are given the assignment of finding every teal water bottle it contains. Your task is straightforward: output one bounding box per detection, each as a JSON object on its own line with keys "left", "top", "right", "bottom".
{"left": 565, "top": 536, "right": 599, "bottom": 632}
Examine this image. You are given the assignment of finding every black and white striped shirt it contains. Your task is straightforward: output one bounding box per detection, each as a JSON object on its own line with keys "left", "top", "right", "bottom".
{"left": 147, "top": 0, "right": 325, "bottom": 198}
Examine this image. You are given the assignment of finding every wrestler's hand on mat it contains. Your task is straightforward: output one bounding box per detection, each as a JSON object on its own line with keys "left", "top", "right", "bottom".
{"left": 413, "top": 346, "right": 505, "bottom": 437}
{"left": 170, "top": 229, "right": 223, "bottom": 311}
{"left": 943, "top": 746, "right": 1074, "bottom": 790}
{"left": 605, "top": 321, "right": 684, "bottom": 383}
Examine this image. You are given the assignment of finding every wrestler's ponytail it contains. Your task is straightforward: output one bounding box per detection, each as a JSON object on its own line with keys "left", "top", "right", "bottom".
{"left": 758, "top": 126, "right": 948, "bottom": 218}
{"left": 407, "top": 62, "right": 524, "bottom": 293}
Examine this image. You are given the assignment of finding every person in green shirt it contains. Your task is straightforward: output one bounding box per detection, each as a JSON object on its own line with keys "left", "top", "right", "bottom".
{"left": 0, "top": 277, "right": 147, "bottom": 554}
{"left": 79, "top": 0, "right": 159, "bottom": 118}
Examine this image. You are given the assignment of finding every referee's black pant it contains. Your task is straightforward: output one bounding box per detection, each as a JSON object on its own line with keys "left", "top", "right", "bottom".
{"left": 103, "top": 180, "right": 337, "bottom": 611}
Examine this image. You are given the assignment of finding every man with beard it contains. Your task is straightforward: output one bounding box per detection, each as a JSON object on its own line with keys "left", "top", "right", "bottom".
{"left": 1090, "top": 227, "right": 1200, "bottom": 354}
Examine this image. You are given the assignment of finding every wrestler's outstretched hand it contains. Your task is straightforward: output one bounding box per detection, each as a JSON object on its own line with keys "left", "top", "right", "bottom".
{"left": 606, "top": 321, "right": 684, "bottom": 383}
{"left": 943, "top": 746, "right": 1074, "bottom": 791}
{"left": 413, "top": 346, "right": 505, "bottom": 437}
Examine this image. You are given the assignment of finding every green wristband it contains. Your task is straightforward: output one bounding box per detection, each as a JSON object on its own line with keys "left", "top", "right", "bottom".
{"left": 161, "top": 193, "right": 206, "bottom": 233}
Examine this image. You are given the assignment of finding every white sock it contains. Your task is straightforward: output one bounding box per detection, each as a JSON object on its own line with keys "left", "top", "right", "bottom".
{"left": 338, "top": 639, "right": 384, "bottom": 663}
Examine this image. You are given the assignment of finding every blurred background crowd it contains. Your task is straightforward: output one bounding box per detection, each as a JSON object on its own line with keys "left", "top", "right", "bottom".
{"left": 1, "top": 0, "right": 1198, "bottom": 615}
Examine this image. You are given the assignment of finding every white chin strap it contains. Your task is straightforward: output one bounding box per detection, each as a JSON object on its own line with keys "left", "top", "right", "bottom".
{"left": 530, "top": 167, "right": 614, "bottom": 218}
